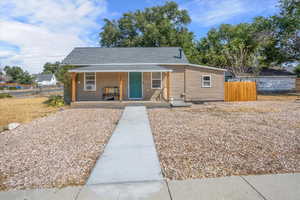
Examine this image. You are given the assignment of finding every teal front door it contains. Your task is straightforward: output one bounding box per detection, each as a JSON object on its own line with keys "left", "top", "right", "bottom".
{"left": 129, "top": 72, "right": 142, "bottom": 99}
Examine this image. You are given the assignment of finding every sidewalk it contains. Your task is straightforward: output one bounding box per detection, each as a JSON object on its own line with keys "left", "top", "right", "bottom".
{"left": 1, "top": 173, "right": 299, "bottom": 200}
{"left": 87, "top": 106, "right": 163, "bottom": 184}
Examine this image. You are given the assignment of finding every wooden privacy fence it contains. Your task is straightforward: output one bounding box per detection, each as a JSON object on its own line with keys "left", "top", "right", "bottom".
{"left": 225, "top": 82, "right": 257, "bottom": 102}
{"left": 296, "top": 78, "right": 300, "bottom": 93}
{"left": 0, "top": 83, "right": 32, "bottom": 88}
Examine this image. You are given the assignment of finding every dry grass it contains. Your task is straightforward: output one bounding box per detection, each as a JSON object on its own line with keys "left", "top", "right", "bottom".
{"left": 0, "top": 97, "right": 59, "bottom": 127}
{"left": 0, "top": 108, "right": 122, "bottom": 191}
{"left": 148, "top": 101, "right": 300, "bottom": 180}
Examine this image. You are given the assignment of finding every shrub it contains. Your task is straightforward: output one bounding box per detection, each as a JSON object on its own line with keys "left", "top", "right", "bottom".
{"left": 8, "top": 87, "right": 18, "bottom": 90}
{"left": 0, "top": 93, "right": 12, "bottom": 99}
{"left": 45, "top": 95, "right": 64, "bottom": 107}
{"left": 294, "top": 65, "right": 300, "bottom": 78}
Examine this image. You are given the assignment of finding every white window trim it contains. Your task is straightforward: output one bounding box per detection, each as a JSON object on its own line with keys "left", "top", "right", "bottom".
{"left": 151, "top": 72, "right": 162, "bottom": 89}
{"left": 202, "top": 75, "right": 212, "bottom": 88}
{"left": 84, "top": 72, "right": 96, "bottom": 91}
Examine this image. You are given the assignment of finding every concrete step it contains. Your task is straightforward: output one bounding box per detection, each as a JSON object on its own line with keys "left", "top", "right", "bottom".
{"left": 171, "top": 101, "right": 192, "bottom": 107}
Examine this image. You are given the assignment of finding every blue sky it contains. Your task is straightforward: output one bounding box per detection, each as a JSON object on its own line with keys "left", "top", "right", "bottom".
{"left": 0, "top": 0, "right": 279, "bottom": 73}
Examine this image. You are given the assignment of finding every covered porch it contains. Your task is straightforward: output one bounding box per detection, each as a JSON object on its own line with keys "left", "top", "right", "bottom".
{"left": 69, "top": 65, "right": 172, "bottom": 103}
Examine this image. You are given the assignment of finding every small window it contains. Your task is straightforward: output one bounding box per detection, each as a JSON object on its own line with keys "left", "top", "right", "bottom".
{"left": 84, "top": 72, "right": 96, "bottom": 91}
{"left": 202, "top": 75, "right": 211, "bottom": 88}
{"left": 151, "top": 72, "right": 162, "bottom": 89}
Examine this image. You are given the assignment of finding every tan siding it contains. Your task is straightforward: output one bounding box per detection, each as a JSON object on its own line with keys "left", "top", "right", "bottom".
{"left": 143, "top": 72, "right": 165, "bottom": 101}
{"left": 77, "top": 72, "right": 128, "bottom": 101}
{"left": 76, "top": 72, "right": 166, "bottom": 101}
{"left": 74, "top": 65, "right": 224, "bottom": 102}
{"left": 161, "top": 65, "right": 185, "bottom": 100}
{"left": 185, "top": 67, "right": 224, "bottom": 101}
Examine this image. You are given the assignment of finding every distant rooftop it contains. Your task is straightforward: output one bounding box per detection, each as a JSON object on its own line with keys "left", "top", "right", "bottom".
{"left": 62, "top": 47, "right": 189, "bottom": 65}
{"left": 35, "top": 74, "right": 54, "bottom": 82}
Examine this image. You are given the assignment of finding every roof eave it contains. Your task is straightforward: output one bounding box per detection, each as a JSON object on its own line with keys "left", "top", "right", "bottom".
{"left": 64, "top": 63, "right": 226, "bottom": 72}
{"left": 69, "top": 69, "right": 173, "bottom": 72}
{"left": 238, "top": 75, "right": 297, "bottom": 78}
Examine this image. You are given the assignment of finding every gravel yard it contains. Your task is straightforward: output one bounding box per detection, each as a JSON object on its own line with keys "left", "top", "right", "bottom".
{"left": 148, "top": 101, "right": 300, "bottom": 180}
{"left": 0, "top": 108, "right": 121, "bottom": 191}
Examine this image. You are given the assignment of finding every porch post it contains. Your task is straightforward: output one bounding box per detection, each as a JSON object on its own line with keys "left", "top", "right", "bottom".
{"left": 119, "top": 73, "right": 123, "bottom": 101}
{"left": 166, "top": 72, "right": 170, "bottom": 101}
{"left": 71, "top": 72, "right": 76, "bottom": 102}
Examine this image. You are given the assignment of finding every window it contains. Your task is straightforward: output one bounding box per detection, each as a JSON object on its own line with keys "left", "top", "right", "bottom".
{"left": 151, "top": 72, "right": 162, "bottom": 89}
{"left": 84, "top": 72, "right": 96, "bottom": 91}
{"left": 202, "top": 75, "right": 211, "bottom": 88}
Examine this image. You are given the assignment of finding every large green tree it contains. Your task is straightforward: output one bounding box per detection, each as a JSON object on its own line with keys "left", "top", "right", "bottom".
{"left": 42, "top": 61, "right": 60, "bottom": 75}
{"left": 273, "top": 0, "right": 300, "bottom": 62}
{"left": 294, "top": 64, "right": 300, "bottom": 77}
{"left": 99, "top": 1, "right": 197, "bottom": 63}
{"left": 196, "top": 23, "right": 262, "bottom": 75}
{"left": 196, "top": 0, "right": 300, "bottom": 75}
{"left": 3, "top": 66, "right": 33, "bottom": 84}
{"left": 251, "top": 0, "right": 300, "bottom": 65}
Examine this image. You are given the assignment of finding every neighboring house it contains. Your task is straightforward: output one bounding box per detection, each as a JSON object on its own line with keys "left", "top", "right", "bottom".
{"left": 0, "top": 74, "right": 11, "bottom": 83}
{"left": 35, "top": 74, "right": 57, "bottom": 86}
{"left": 227, "top": 68, "right": 297, "bottom": 93}
{"left": 62, "top": 47, "right": 226, "bottom": 103}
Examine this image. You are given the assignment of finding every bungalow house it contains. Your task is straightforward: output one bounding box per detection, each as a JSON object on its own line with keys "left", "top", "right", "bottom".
{"left": 35, "top": 74, "right": 57, "bottom": 86}
{"left": 0, "top": 74, "right": 11, "bottom": 83}
{"left": 62, "top": 47, "right": 226, "bottom": 103}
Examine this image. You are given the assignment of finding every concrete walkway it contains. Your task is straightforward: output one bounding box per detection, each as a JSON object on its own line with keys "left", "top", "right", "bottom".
{"left": 87, "top": 106, "right": 163, "bottom": 185}
{"left": 1, "top": 173, "right": 299, "bottom": 200}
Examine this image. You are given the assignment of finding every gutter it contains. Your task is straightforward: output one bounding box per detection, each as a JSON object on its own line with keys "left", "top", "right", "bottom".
{"left": 238, "top": 75, "right": 297, "bottom": 78}
{"left": 68, "top": 69, "right": 173, "bottom": 72}
{"left": 62, "top": 63, "right": 227, "bottom": 72}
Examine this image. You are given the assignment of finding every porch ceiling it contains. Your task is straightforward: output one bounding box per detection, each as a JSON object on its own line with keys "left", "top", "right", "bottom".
{"left": 69, "top": 65, "right": 172, "bottom": 72}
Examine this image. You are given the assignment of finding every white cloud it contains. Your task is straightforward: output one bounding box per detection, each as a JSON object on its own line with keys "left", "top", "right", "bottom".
{"left": 0, "top": 0, "right": 108, "bottom": 73}
{"left": 181, "top": 0, "right": 278, "bottom": 27}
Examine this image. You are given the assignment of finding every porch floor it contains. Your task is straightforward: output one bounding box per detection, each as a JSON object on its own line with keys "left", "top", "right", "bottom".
{"left": 71, "top": 101, "right": 170, "bottom": 109}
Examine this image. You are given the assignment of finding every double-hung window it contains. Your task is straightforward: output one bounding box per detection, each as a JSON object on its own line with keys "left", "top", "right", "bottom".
{"left": 84, "top": 72, "right": 96, "bottom": 91}
{"left": 202, "top": 75, "right": 212, "bottom": 88}
{"left": 151, "top": 72, "right": 162, "bottom": 89}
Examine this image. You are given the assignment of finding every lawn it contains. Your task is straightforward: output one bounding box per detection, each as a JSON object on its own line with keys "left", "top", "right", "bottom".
{"left": 0, "top": 97, "right": 59, "bottom": 128}
{"left": 0, "top": 108, "right": 122, "bottom": 191}
{"left": 148, "top": 100, "right": 300, "bottom": 180}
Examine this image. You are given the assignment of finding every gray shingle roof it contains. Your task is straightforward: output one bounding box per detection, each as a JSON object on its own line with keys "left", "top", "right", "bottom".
{"left": 69, "top": 65, "right": 172, "bottom": 72}
{"left": 62, "top": 47, "right": 189, "bottom": 65}
{"left": 35, "top": 74, "right": 54, "bottom": 82}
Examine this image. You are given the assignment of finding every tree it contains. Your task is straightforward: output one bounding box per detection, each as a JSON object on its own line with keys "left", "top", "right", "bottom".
{"left": 55, "top": 65, "right": 76, "bottom": 84}
{"left": 249, "top": 0, "right": 300, "bottom": 65}
{"left": 294, "top": 64, "right": 300, "bottom": 77}
{"left": 274, "top": 0, "right": 300, "bottom": 62}
{"left": 99, "top": 1, "right": 198, "bottom": 63}
{"left": 42, "top": 61, "right": 60, "bottom": 75}
{"left": 196, "top": 23, "right": 262, "bottom": 75}
{"left": 196, "top": 0, "right": 300, "bottom": 75}
{"left": 18, "top": 71, "right": 33, "bottom": 84}
{"left": 3, "top": 66, "right": 33, "bottom": 84}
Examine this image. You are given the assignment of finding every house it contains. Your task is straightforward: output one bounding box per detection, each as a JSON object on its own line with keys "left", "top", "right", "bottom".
{"left": 0, "top": 74, "right": 11, "bottom": 83}
{"left": 62, "top": 47, "right": 226, "bottom": 103}
{"left": 35, "top": 74, "right": 57, "bottom": 86}
{"left": 227, "top": 68, "right": 297, "bottom": 93}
